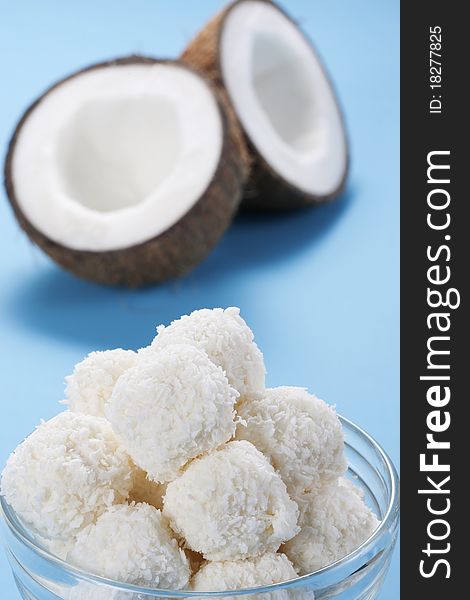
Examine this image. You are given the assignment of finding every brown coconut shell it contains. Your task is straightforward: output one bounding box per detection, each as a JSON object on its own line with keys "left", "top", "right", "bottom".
{"left": 4, "top": 56, "right": 248, "bottom": 287}
{"left": 182, "top": 0, "right": 349, "bottom": 211}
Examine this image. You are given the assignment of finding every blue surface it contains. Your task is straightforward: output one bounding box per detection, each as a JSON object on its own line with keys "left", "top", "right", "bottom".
{"left": 0, "top": 0, "right": 399, "bottom": 597}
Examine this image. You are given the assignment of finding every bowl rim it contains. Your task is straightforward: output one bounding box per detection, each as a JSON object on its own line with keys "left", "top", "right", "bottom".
{"left": 0, "top": 414, "right": 400, "bottom": 597}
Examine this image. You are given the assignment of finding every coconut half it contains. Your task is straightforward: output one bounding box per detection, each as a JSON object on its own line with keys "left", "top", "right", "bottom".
{"left": 182, "top": 0, "right": 349, "bottom": 210}
{"left": 5, "top": 56, "right": 247, "bottom": 286}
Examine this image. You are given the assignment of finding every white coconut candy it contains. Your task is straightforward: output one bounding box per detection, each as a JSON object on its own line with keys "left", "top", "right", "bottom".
{"left": 67, "top": 583, "right": 122, "bottom": 600}
{"left": 36, "top": 534, "right": 75, "bottom": 561}
{"left": 65, "top": 348, "right": 137, "bottom": 417}
{"left": 283, "top": 478, "right": 380, "bottom": 574}
{"left": 236, "top": 387, "right": 347, "bottom": 496}
{"left": 163, "top": 440, "right": 299, "bottom": 561}
{"left": 150, "top": 307, "right": 266, "bottom": 397}
{"left": 67, "top": 503, "right": 190, "bottom": 590}
{"left": 0, "top": 411, "right": 133, "bottom": 540}
{"left": 191, "top": 552, "right": 297, "bottom": 590}
{"left": 106, "top": 343, "right": 239, "bottom": 482}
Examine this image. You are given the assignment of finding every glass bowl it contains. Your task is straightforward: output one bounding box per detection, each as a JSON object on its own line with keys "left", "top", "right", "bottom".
{"left": 1, "top": 416, "right": 399, "bottom": 600}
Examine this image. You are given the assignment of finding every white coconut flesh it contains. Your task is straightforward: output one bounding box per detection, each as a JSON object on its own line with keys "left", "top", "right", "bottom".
{"left": 220, "top": 0, "right": 347, "bottom": 196}
{"left": 11, "top": 63, "right": 223, "bottom": 252}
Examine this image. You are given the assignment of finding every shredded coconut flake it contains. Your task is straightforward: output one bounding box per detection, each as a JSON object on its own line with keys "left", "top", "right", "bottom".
{"left": 36, "top": 534, "right": 75, "bottom": 561}
{"left": 67, "top": 583, "right": 122, "bottom": 600}
{"left": 65, "top": 349, "right": 137, "bottom": 417}
{"left": 150, "top": 307, "right": 266, "bottom": 396}
{"left": 0, "top": 411, "right": 133, "bottom": 539}
{"left": 282, "top": 478, "right": 380, "bottom": 574}
{"left": 67, "top": 503, "right": 190, "bottom": 589}
{"left": 192, "top": 553, "right": 313, "bottom": 600}
{"left": 192, "top": 552, "right": 297, "bottom": 590}
{"left": 236, "top": 387, "right": 347, "bottom": 496}
{"left": 107, "top": 344, "right": 239, "bottom": 482}
{"left": 164, "top": 440, "right": 299, "bottom": 561}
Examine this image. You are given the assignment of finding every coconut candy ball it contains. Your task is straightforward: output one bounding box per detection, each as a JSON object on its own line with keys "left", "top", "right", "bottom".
{"left": 107, "top": 343, "right": 239, "bottom": 483}
{"left": 68, "top": 583, "right": 146, "bottom": 600}
{"left": 0, "top": 411, "right": 133, "bottom": 540}
{"left": 151, "top": 307, "right": 266, "bottom": 396}
{"left": 65, "top": 349, "right": 137, "bottom": 417}
{"left": 128, "top": 467, "right": 166, "bottom": 510}
{"left": 163, "top": 440, "right": 299, "bottom": 561}
{"left": 282, "top": 478, "right": 380, "bottom": 574}
{"left": 68, "top": 582, "right": 123, "bottom": 600}
{"left": 191, "top": 552, "right": 298, "bottom": 591}
{"left": 67, "top": 503, "right": 190, "bottom": 590}
{"left": 36, "top": 534, "right": 76, "bottom": 561}
{"left": 236, "top": 387, "right": 347, "bottom": 497}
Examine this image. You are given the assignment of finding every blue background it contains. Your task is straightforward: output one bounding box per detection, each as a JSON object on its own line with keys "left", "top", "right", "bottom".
{"left": 0, "top": 1, "right": 399, "bottom": 597}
